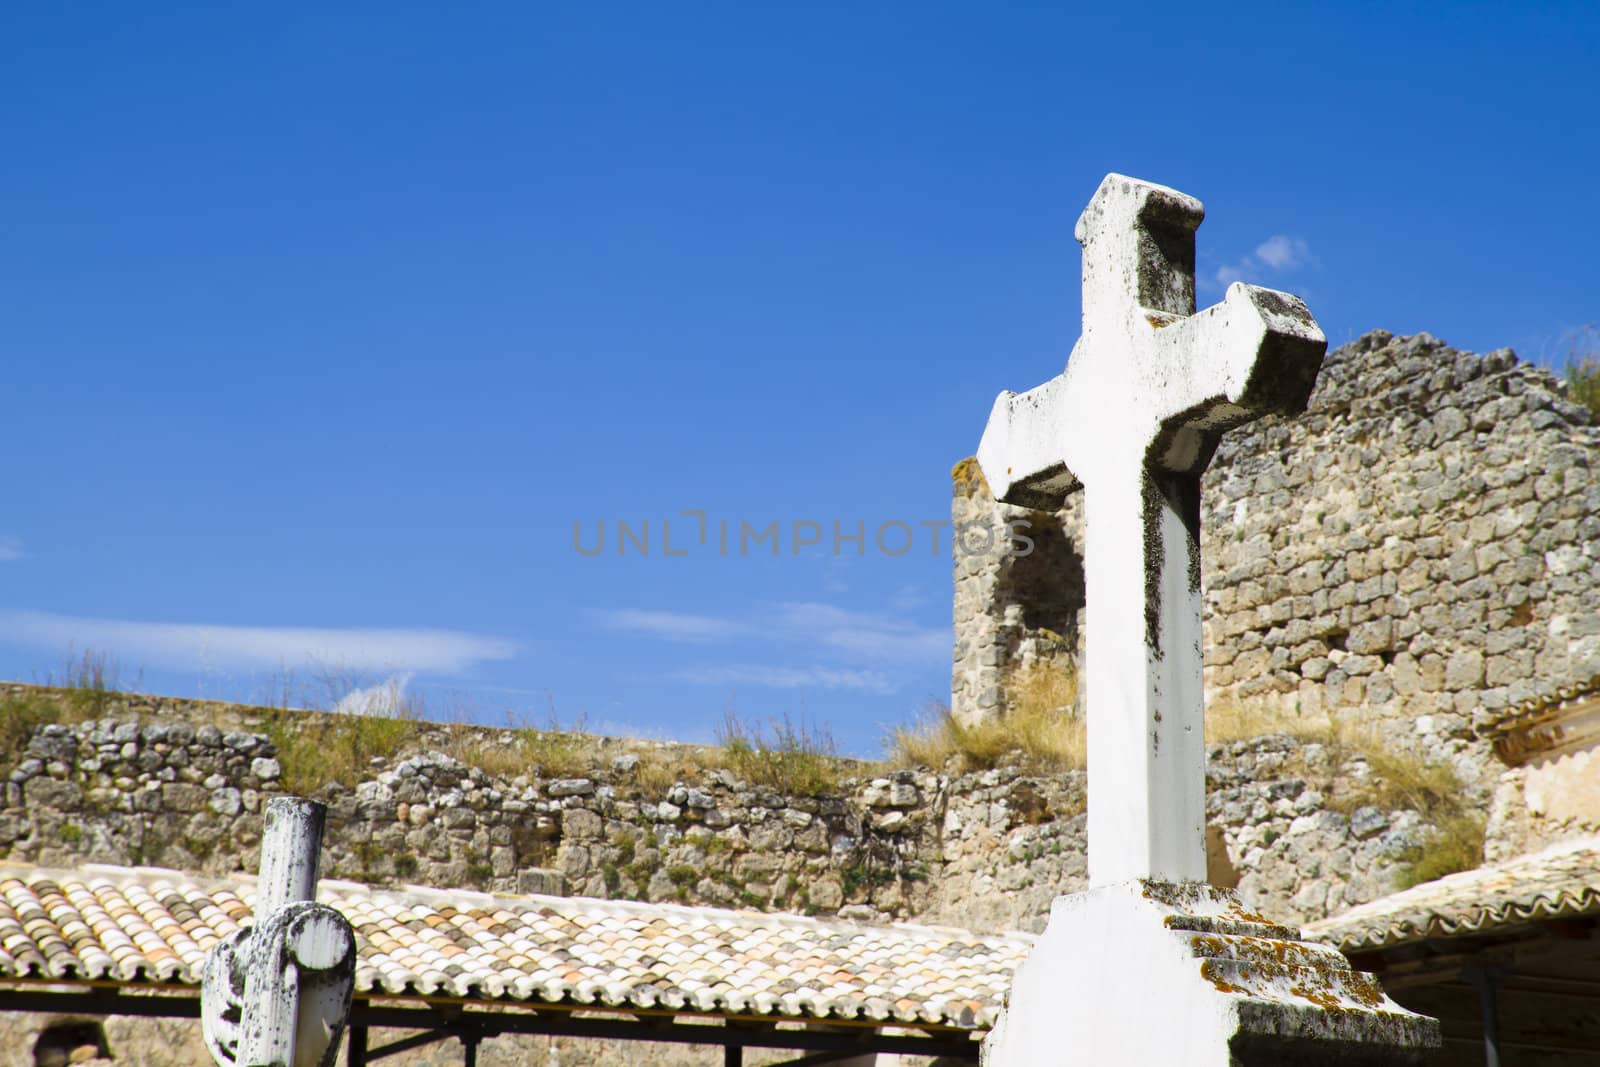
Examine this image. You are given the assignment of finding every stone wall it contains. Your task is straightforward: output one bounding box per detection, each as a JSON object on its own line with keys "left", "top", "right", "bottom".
{"left": 1, "top": 686, "right": 1431, "bottom": 932}
{"left": 952, "top": 331, "right": 1600, "bottom": 793}
{"left": 0, "top": 686, "right": 1451, "bottom": 1065}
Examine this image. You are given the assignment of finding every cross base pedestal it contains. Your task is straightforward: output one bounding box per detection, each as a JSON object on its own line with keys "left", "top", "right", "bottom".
{"left": 981, "top": 880, "right": 1438, "bottom": 1066}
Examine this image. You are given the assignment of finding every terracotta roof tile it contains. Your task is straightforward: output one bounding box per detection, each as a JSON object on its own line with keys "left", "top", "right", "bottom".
{"left": 0, "top": 863, "right": 1030, "bottom": 1030}
{"left": 1308, "top": 835, "right": 1600, "bottom": 951}
{"left": 1478, "top": 673, "right": 1600, "bottom": 737}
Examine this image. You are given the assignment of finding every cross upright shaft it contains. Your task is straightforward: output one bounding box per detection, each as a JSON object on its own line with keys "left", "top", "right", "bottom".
{"left": 976, "top": 174, "right": 1326, "bottom": 886}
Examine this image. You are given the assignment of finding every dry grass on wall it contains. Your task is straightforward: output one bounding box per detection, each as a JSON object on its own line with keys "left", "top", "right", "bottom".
{"left": 888, "top": 661, "right": 1084, "bottom": 774}
{"left": 1351, "top": 741, "right": 1487, "bottom": 888}
{"left": 1, "top": 653, "right": 131, "bottom": 764}
{"left": 3, "top": 674, "right": 862, "bottom": 801}
{"left": 262, "top": 707, "right": 422, "bottom": 795}
{"left": 1205, "top": 699, "right": 1486, "bottom": 886}
{"left": 1563, "top": 323, "right": 1600, "bottom": 420}
{"left": 1203, "top": 698, "right": 1328, "bottom": 746}
{"left": 0, "top": 691, "right": 74, "bottom": 762}
{"left": 714, "top": 712, "right": 848, "bottom": 796}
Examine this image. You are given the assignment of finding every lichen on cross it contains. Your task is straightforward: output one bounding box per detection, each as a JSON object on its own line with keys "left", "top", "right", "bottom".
{"left": 976, "top": 173, "right": 1326, "bottom": 887}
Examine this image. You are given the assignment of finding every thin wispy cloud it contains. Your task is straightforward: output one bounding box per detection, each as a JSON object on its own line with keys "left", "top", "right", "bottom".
{"left": 1208, "top": 234, "right": 1317, "bottom": 290}
{"left": 888, "top": 584, "right": 934, "bottom": 612}
{"left": 596, "top": 609, "right": 743, "bottom": 643}
{"left": 602, "top": 598, "right": 946, "bottom": 696}
{"left": 670, "top": 664, "right": 896, "bottom": 694}
{"left": 771, "top": 602, "right": 946, "bottom": 664}
{"left": 0, "top": 537, "right": 24, "bottom": 562}
{"left": 0, "top": 610, "right": 516, "bottom": 674}
{"left": 599, "top": 600, "right": 946, "bottom": 665}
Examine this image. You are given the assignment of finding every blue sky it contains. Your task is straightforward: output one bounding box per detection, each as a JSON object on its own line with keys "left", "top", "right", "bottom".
{"left": 3, "top": 2, "right": 1597, "bottom": 755}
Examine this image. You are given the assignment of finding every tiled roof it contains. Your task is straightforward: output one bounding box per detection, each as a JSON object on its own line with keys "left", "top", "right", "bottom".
{"left": 0, "top": 864, "right": 1030, "bottom": 1030}
{"left": 1307, "top": 835, "right": 1600, "bottom": 952}
{"left": 1477, "top": 674, "right": 1600, "bottom": 737}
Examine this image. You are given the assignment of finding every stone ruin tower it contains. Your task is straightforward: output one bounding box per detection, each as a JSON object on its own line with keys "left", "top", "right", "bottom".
{"left": 949, "top": 457, "right": 1086, "bottom": 727}
{"left": 951, "top": 331, "right": 1600, "bottom": 784}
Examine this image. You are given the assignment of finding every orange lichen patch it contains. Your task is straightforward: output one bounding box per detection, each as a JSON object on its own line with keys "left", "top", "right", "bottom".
{"left": 1288, "top": 980, "right": 1344, "bottom": 1012}
{"left": 1230, "top": 906, "right": 1280, "bottom": 926}
{"left": 1184, "top": 933, "right": 1328, "bottom": 970}
{"left": 951, "top": 456, "right": 991, "bottom": 497}
{"left": 1342, "top": 975, "right": 1386, "bottom": 1009}
{"left": 1199, "top": 958, "right": 1246, "bottom": 996}
{"left": 1166, "top": 881, "right": 1418, "bottom": 1026}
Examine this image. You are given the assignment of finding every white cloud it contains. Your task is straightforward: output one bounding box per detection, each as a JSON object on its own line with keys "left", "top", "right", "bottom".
{"left": 0, "top": 610, "right": 516, "bottom": 674}
{"left": 0, "top": 537, "right": 24, "bottom": 562}
{"left": 669, "top": 664, "right": 897, "bottom": 694}
{"left": 334, "top": 673, "right": 412, "bottom": 716}
{"left": 1207, "top": 234, "right": 1316, "bottom": 291}
{"left": 1254, "top": 235, "right": 1310, "bottom": 271}
{"left": 596, "top": 609, "right": 743, "bottom": 643}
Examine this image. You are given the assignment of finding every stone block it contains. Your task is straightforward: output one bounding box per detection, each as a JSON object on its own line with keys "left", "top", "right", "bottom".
{"left": 1345, "top": 619, "right": 1393, "bottom": 654}
{"left": 160, "top": 782, "right": 210, "bottom": 813}
{"left": 23, "top": 777, "right": 82, "bottom": 809}
{"left": 1444, "top": 649, "right": 1485, "bottom": 690}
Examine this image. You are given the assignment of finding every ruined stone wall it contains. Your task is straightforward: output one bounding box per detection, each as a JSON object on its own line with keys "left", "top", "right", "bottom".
{"left": 949, "top": 460, "right": 1083, "bottom": 727}
{"left": 953, "top": 331, "right": 1600, "bottom": 791}
{"left": 0, "top": 688, "right": 940, "bottom": 919}
{"left": 2, "top": 687, "right": 1429, "bottom": 932}
{"left": 0, "top": 687, "right": 1449, "bottom": 1065}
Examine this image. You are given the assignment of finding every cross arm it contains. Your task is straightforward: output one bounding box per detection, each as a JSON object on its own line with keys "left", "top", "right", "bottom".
{"left": 1148, "top": 282, "right": 1326, "bottom": 474}
{"left": 975, "top": 373, "right": 1083, "bottom": 510}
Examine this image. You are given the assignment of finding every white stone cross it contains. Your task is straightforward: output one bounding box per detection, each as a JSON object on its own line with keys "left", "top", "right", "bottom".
{"left": 203, "top": 797, "right": 357, "bottom": 1067}
{"left": 976, "top": 174, "right": 1325, "bottom": 887}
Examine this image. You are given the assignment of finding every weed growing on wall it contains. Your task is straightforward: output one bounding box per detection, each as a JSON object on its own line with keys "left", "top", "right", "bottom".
{"left": 262, "top": 705, "right": 421, "bottom": 794}
{"left": 715, "top": 711, "right": 844, "bottom": 795}
{"left": 0, "top": 653, "right": 132, "bottom": 765}
{"left": 1560, "top": 322, "right": 1600, "bottom": 420}
{"left": 887, "top": 661, "right": 1083, "bottom": 773}
{"left": 1206, "top": 701, "right": 1486, "bottom": 885}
